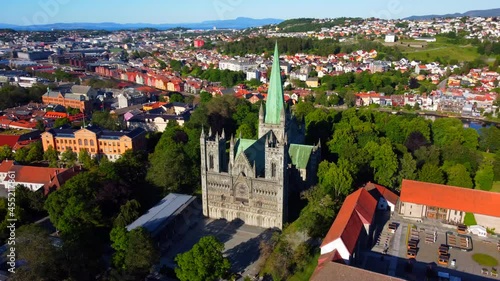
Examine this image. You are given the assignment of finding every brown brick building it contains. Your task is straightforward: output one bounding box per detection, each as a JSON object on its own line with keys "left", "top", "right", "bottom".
{"left": 42, "top": 85, "right": 97, "bottom": 113}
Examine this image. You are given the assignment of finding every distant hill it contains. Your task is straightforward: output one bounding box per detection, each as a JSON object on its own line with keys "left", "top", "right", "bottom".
{"left": 405, "top": 8, "right": 500, "bottom": 20}
{"left": 0, "top": 17, "right": 283, "bottom": 31}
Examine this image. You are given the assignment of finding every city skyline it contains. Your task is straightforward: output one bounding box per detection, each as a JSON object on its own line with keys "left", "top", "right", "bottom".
{"left": 1, "top": 0, "right": 499, "bottom": 26}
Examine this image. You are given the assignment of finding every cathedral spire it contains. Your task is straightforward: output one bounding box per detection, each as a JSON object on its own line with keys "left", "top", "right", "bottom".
{"left": 265, "top": 42, "right": 284, "bottom": 125}
{"left": 209, "top": 126, "right": 212, "bottom": 137}
{"left": 259, "top": 102, "right": 264, "bottom": 123}
{"left": 221, "top": 128, "right": 225, "bottom": 139}
{"left": 200, "top": 126, "right": 205, "bottom": 138}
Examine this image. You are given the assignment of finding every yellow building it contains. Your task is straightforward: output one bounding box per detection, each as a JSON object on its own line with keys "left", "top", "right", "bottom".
{"left": 306, "top": 77, "right": 319, "bottom": 88}
{"left": 41, "top": 126, "right": 146, "bottom": 161}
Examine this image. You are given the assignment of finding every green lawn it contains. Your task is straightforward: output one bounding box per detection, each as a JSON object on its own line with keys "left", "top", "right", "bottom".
{"left": 491, "top": 182, "right": 500, "bottom": 193}
{"left": 404, "top": 43, "right": 480, "bottom": 63}
{"left": 464, "top": 213, "right": 477, "bottom": 226}
{"left": 472, "top": 253, "right": 499, "bottom": 267}
{"left": 109, "top": 48, "right": 123, "bottom": 53}
{"left": 0, "top": 129, "right": 32, "bottom": 135}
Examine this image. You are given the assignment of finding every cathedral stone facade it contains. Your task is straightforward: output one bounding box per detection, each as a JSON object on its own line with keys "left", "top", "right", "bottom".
{"left": 200, "top": 44, "right": 320, "bottom": 229}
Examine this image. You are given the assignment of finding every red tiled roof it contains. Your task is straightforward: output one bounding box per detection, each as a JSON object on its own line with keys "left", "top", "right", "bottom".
{"left": 400, "top": 179, "right": 500, "bottom": 217}
{"left": 0, "top": 160, "right": 14, "bottom": 173}
{"left": 0, "top": 135, "right": 21, "bottom": 148}
{"left": 0, "top": 161, "right": 81, "bottom": 195}
{"left": 6, "top": 165, "right": 64, "bottom": 185}
{"left": 320, "top": 189, "right": 377, "bottom": 252}
{"left": 311, "top": 260, "right": 405, "bottom": 281}
{"left": 364, "top": 182, "right": 399, "bottom": 205}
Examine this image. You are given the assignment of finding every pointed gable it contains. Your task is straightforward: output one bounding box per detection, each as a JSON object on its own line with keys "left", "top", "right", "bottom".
{"left": 265, "top": 42, "right": 284, "bottom": 125}
{"left": 364, "top": 182, "right": 399, "bottom": 206}
{"left": 320, "top": 189, "right": 377, "bottom": 252}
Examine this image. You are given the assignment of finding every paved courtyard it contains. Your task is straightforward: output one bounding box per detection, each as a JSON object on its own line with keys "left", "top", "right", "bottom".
{"left": 363, "top": 216, "right": 500, "bottom": 281}
{"left": 160, "top": 218, "right": 272, "bottom": 279}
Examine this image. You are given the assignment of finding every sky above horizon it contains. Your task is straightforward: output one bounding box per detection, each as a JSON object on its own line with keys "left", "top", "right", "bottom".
{"left": 2, "top": 0, "right": 499, "bottom": 25}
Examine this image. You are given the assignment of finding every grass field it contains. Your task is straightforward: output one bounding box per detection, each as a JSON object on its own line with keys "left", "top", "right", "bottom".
{"left": 491, "top": 182, "right": 500, "bottom": 193}
{"left": 403, "top": 43, "right": 480, "bottom": 63}
{"left": 472, "top": 253, "right": 499, "bottom": 267}
{"left": 109, "top": 48, "right": 123, "bottom": 53}
{"left": 464, "top": 213, "right": 477, "bottom": 226}
{"left": 0, "top": 129, "right": 32, "bottom": 135}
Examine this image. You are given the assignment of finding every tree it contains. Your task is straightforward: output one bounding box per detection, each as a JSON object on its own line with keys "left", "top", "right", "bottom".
{"left": 432, "top": 118, "right": 463, "bottom": 147}
{"left": 92, "top": 111, "right": 122, "bottom": 130}
{"left": 61, "top": 148, "right": 77, "bottom": 167}
{"left": 414, "top": 145, "right": 440, "bottom": 167}
{"left": 418, "top": 163, "right": 445, "bottom": 184}
{"left": 169, "top": 93, "right": 185, "bottom": 103}
{"left": 475, "top": 164, "right": 494, "bottom": 191}
{"left": 123, "top": 228, "right": 159, "bottom": 277}
{"left": 445, "top": 163, "right": 473, "bottom": 188}
{"left": 14, "top": 147, "right": 29, "bottom": 164}
{"left": 11, "top": 224, "right": 64, "bottom": 281}
{"left": 15, "top": 185, "right": 45, "bottom": 223}
{"left": 297, "top": 186, "right": 337, "bottom": 238}
{"left": 26, "top": 142, "right": 44, "bottom": 163}
{"left": 317, "top": 160, "right": 354, "bottom": 198}
{"left": 78, "top": 149, "right": 95, "bottom": 169}
{"left": 366, "top": 142, "right": 398, "bottom": 188}
{"left": 200, "top": 91, "right": 212, "bottom": 104}
{"left": 54, "top": 117, "right": 70, "bottom": 128}
{"left": 343, "top": 91, "right": 356, "bottom": 107}
{"left": 147, "top": 124, "right": 198, "bottom": 194}
{"left": 114, "top": 200, "right": 141, "bottom": 228}
{"left": 36, "top": 119, "right": 45, "bottom": 131}
{"left": 43, "top": 145, "right": 59, "bottom": 167}
{"left": 397, "top": 153, "right": 417, "bottom": 190}
{"left": 45, "top": 172, "right": 103, "bottom": 235}
{"left": 110, "top": 226, "right": 129, "bottom": 269}
{"left": 293, "top": 101, "right": 315, "bottom": 122}
{"left": 0, "top": 145, "right": 13, "bottom": 161}
{"left": 114, "top": 150, "right": 149, "bottom": 186}
{"left": 175, "top": 236, "right": 231, "bottom": 281}
{"left": 462, "top": 128, "right": 479, "bottom": 150}
{"left": 479, "top": 126, "right": 500, "bottom": 153}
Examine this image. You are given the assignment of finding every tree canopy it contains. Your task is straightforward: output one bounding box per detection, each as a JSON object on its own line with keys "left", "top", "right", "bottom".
{"left": 175, "top": 236, "right": 231, "bottom": 281}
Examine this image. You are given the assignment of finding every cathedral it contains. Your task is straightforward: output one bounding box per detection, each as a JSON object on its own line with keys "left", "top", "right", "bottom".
{"left": 200, "top": 43, "right": 321, "bottom": 229}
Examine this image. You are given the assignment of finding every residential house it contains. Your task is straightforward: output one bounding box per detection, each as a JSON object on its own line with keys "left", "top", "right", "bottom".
{"left": 306, "top": 77, "right": 320, "bottom": 88}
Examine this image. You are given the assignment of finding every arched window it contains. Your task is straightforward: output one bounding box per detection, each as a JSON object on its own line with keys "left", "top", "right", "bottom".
{"left": 90, "top": 140, "right": 94, "bottom": 146}
{"left": 78, "top": 139, "right": 82, "bottom": 145}
{"left": 84, "top": 139, "right": 88, "bottom": 146}
{"left": 271, "top": 163, "right": 277, "bottom": 178}
{"left": 209, "top": 154, "right": 214, "bottom": 170}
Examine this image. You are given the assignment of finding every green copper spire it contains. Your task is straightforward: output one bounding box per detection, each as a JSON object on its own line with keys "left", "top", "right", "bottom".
{"left": 265, "top": 42, "right": 284, "bottom": 124}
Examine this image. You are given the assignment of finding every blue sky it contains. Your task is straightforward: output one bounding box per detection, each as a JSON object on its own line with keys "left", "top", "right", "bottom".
{"left": 2, "top": 0, "right": 499, "bottom": 25}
